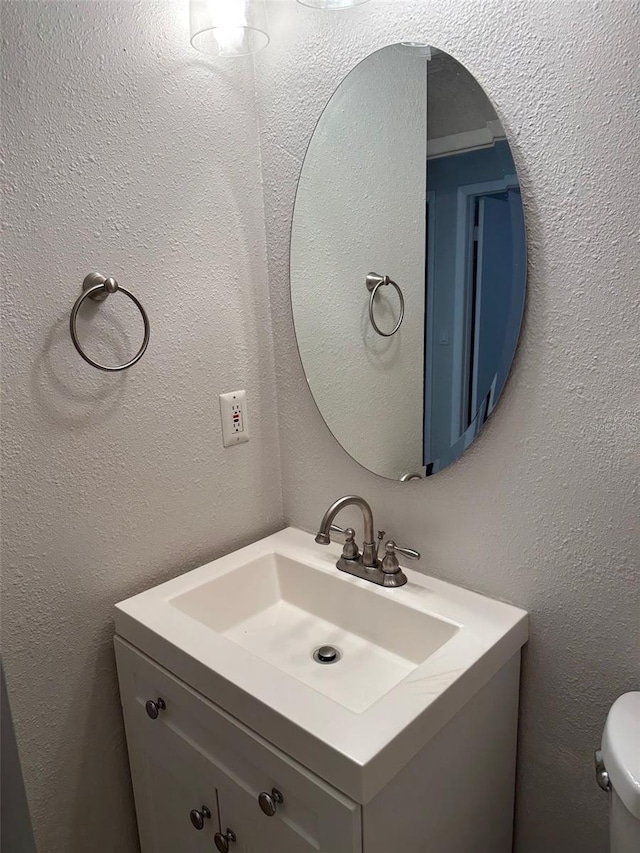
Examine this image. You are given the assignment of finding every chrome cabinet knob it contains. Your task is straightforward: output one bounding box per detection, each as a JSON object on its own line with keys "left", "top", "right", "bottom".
{"left": 258, "top": 788, "right": 284, "bottom": 817}
{"left": 189, "top": 805, "right": 211, "bottom": 830}
{"left": 214, "top": 828, "right": 237, "bottom": 852}
{"left": 145, "top": 698, "right": 166, "bottom": 719}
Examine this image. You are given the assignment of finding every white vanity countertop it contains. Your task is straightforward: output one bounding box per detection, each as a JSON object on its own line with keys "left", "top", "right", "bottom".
{"left": 114, "top": 527, "right": 528, "bottom": 803}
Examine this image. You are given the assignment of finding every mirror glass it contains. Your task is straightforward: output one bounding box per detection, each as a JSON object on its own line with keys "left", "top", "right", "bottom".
{"left": 290, "top": 45, "right": 526, "bottom": 480}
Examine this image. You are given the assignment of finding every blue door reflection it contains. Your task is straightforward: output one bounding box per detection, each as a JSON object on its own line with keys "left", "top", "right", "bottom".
{"left": 425, "top": 142, "right": 526, "bottom": 473}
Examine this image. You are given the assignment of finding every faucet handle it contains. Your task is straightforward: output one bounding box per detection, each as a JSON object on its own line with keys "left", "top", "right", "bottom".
{"left": 341, "top": 528, "right": 359, "bottom": 560}
{"left": 381, "top": 540, "right": 420, "bottom": 575}
{"left": 326, "top": 525, "right": 360, "bottom": 560}
{"left": 393, "top": 544, "right": 420, "bottom": 560}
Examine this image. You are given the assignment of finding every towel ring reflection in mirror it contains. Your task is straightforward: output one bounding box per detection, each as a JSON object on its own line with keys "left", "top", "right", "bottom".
{"left": 69, "top": 273, "right": 150, "bottom": 372}
{"left": 366, "top": 272, "right": 405, "bottom": 337}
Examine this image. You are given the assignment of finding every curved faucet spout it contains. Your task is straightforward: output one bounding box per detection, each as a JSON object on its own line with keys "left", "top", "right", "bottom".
{"left": 314, "top": 495, "right": 378, "bottom": 567}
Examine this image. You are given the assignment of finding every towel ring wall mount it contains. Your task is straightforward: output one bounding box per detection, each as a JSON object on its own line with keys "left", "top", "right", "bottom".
{"left": 366, "top": 272, "right": 405, "bottom": 337}
{"left": 69, "top": 273, "right": 150, "bottom": 372}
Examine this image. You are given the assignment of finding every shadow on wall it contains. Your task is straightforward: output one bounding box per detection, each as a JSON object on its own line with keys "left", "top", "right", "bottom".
{"left": 1, "top": 662, "right": 37, "bottom": 853}
{"left": 31, "top": 310, "right": 129, "bottom": 431}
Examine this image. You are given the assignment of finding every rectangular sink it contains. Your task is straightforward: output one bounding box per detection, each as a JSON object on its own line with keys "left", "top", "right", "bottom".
{"left": 115, "top": 527, "right": 527, "bottom": 802}
{"left": 170, "top": 553, "right": 458, "bottom": 713}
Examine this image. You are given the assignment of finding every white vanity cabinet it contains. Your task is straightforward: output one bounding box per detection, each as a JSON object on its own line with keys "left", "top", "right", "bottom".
{"left": 114, "top": 528, "right": 528, "bottom": 853}
{"left": 116, "top": 636, "right": 522, "bottom": 853}
{"left": 115, "top": 639, "right": 362, "bottom": 853}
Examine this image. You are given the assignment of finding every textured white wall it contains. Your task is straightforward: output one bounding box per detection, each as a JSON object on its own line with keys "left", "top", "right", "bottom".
{"left": 3, "top": 1, "right": 639, "bottom": 852}
{"left": 1, "top": 2, "right": 283, "bottom": 851}
{"left": 291, "top": 45, "right": 426, "bottom": 479}
{"left": 257, "top": 1, "right": 640, "bottom": 851}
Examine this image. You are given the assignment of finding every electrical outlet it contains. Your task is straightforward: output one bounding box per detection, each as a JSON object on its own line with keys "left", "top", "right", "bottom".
{"left": 219, "top": 390, "right": 249, "bottom": 447}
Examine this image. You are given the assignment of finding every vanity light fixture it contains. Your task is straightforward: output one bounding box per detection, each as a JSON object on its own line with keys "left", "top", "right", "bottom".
{"left": 297, "top": 0, "right": 371, "bottom": 8}
{"left": 189, "top": 0, "right": 269, "bottom": 57}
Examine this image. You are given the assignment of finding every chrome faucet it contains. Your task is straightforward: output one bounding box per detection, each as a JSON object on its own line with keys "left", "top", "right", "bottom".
{"left": 314, "top": 495, "right": 420, "bottom": 588}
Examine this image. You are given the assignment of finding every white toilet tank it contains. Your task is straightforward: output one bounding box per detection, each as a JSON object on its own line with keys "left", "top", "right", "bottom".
{"left": 598, "top": 692, "right": 640, "bottom": 853}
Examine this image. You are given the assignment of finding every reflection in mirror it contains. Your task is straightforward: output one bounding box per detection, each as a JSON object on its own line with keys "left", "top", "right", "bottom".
{"left": 291, "top": 45, "right": 526, "bottom": 480}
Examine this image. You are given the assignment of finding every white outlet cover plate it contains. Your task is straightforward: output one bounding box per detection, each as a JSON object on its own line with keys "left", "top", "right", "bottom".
{"left": 219, "top": 390, "right": 249, "bottom": 447}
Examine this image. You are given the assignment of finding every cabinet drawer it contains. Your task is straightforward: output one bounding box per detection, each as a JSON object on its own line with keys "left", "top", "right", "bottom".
{"left": 115, "top": 637, "right": 361, "bottom": 853}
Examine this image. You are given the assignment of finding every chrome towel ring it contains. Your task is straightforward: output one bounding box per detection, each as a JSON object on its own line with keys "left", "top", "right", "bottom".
{"left": 366, "top": 272, "right": 405, "bottom": 337}
{"left": 69, "top": 273, "right": 150, "bottom": 372}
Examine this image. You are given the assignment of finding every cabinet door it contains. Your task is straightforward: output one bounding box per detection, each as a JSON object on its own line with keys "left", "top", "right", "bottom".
{"left": 116, "top": 647, "right": 222, "bottom": 851}
{"left": 217, "top": 768, "right": 336, "bottom": 853}
{"left": 129, "top": 734, "right": 219, "bottom": 852}
{"left": 206, "top": 713, "right": 361, "bottom": 853}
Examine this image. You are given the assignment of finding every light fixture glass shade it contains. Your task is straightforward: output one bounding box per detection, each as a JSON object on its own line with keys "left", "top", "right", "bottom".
{"left": 190, "top": 0, "right": 269, "bottom": 57}
{"left": 297, "top": 0, "right": 370, "bottom": 8}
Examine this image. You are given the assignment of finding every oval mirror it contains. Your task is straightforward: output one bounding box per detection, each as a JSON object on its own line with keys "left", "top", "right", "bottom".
{"left": 290, "top": 45, "right": 526, "bottom": 480}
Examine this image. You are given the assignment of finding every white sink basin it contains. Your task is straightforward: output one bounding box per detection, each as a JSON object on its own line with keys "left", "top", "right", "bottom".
{"left": 171, "top": 552, "right": 458, "bottom": 713}
{"left": 115, "top": 527, "right": 527, "bottom": 801}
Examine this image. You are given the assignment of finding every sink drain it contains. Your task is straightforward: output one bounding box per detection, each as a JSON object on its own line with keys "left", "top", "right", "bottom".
{"left": 313, "top": 645, "right": 341, "bottom": 665}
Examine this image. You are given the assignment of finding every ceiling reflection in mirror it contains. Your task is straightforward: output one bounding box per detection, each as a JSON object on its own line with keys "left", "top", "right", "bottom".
{"left": 290, "top": 45, "right": 526, "bottom": 480}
